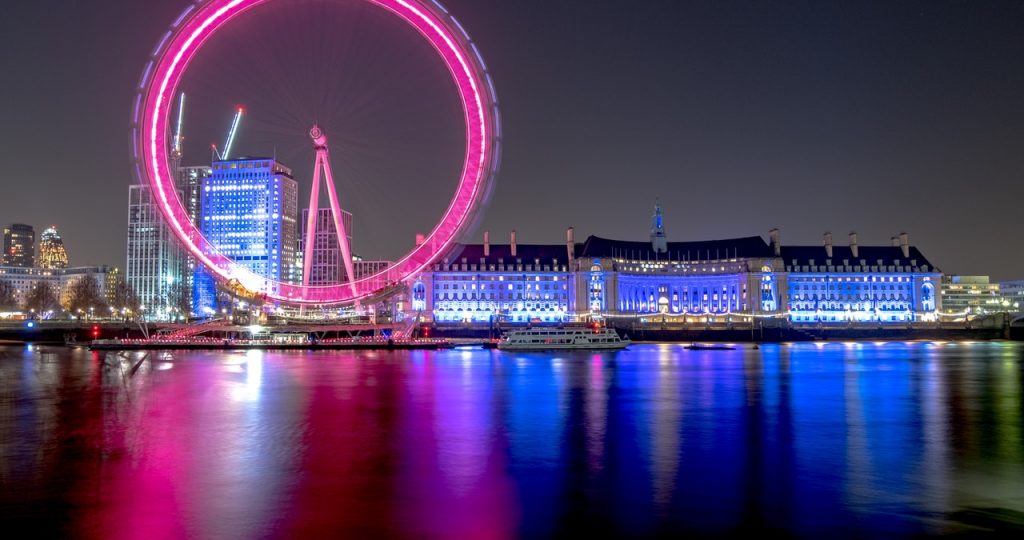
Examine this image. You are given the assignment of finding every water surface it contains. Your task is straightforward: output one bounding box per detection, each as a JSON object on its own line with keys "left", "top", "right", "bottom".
{"left": 1, "top": 342, "right": 1022, "bottom": 538}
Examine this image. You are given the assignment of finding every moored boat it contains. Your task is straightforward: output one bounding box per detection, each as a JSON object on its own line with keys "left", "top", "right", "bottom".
{"left": 497, "top": 328, "right": 630, "bottom": 351}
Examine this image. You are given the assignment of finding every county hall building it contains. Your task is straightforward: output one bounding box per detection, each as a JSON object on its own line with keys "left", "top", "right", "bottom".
{"left": 414, "top": 205, "right": 942, "bottom": 325}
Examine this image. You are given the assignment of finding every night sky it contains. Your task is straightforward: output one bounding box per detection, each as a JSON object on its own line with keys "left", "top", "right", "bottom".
{"left": 1, "top": 0, "right": 1022, "bottom": 279}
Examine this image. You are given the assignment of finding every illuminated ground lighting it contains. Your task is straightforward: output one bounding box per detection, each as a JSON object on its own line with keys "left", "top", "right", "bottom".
{"left": 132, "top": 0, "right": 500, "bottom": 306}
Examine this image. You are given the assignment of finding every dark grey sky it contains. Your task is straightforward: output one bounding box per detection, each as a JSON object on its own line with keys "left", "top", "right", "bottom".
{"left": 1, "top": 0, "right": 1022, "bottom": 279}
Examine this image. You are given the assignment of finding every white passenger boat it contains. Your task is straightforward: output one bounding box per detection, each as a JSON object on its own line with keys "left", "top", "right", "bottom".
{"left": 497, "top": 328, "right": 630, "bottom": 351}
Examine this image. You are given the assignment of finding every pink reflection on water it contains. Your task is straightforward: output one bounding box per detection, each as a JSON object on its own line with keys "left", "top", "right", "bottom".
{"left": 397, "top": 353, "right": 519, "bottom": 539}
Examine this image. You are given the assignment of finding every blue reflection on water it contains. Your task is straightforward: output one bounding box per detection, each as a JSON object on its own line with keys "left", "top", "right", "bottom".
{"left": 0, "top": 342, "right": 1022, "bottom": 537}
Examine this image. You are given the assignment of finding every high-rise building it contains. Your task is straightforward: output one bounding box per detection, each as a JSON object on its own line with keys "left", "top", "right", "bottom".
{"left": 298, "top": 207, "right": 353, "bottom": 285}
{"left": 178, "top": 166, "right": 211, "bottom": 314}
{"left": 3, "top": 224, "right": 35, "bottom": 267}
{"left": 126, "top": 184, "right": 186, "bottom": 321}
{"left": 178, "top": 166, "right": 211, "bottom": 225}
{"left": 38, "top": 226, "right": 69, "bottom": 269}
{"left": 194, "top": 157, "right": 298, "bottom": 312}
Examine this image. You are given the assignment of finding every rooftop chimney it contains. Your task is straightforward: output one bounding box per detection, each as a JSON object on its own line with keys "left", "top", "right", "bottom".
{"left": 849, "top": 232, "right": 859, "bottom": 259}
{"left": 769, "top": 228, "right": 781, "bottom": 256}
{"left": 483, "top": 230, "right": 490, "bottom": 257}
{"left": 510, "top": 229, "right": 517, "bottom": 257}
{"left": 824, "top": 232, "right": 833, "bottom": 258}
{"left": 899, "top": 232, "right": 909, "bottom": 258}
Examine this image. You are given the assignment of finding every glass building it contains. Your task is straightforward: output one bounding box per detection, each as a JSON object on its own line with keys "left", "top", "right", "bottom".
{"left": 298, "top": 207, "right": 353, "bottom": 285}
{"left": 194, "top": 158, "right": 298, "bottom": 314}
{"left": 2, "top": 224, "right": 35, "bottom": 268}
{"left": 126, "top": 184, "right": 186, "bottom": 321}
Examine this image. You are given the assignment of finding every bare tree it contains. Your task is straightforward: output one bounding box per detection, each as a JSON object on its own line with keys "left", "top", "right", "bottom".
{"left": 63, "top": 275, "right": 109, "bottom": 317}
{"left": 167, "top": 282, "right": 192, "bottom": 321}
{"left": 24, "top": 282, "right": 60, "bottom": 314}
{"left": 110, "top": 276, "right": 141, "bottom": 319}
{"left": 0, "top": 281, "right": 17, "bottom": 311}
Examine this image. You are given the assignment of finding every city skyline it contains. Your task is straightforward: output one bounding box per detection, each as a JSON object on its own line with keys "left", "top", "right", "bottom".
{"left": 1, "top": 0, "right": 1023, "bottom": 279}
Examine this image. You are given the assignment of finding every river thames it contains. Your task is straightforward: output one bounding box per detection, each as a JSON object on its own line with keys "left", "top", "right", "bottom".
{"left": 1, "top": 342, "right": 1022, "bottom": 538}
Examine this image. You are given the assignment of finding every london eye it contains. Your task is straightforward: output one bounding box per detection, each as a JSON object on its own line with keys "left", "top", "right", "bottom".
{"left": 130, "top": 0, "right": 501, "bottom": 307}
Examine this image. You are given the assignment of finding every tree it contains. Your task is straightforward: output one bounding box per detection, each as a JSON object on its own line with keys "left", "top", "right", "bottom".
{"left": 24, "top": 282, "right": 60, "bottom": 314}
{"left": 167, "top": 283, "right": 192, "bottom": 321}
{"left": 109, "top": 276, "right": 141, "bottom": 320}
{"left": 0, "top": 281, "right": 17, "bottom": 312}
{"left": 63, "top": 275, "right": 109, "bottom": 317}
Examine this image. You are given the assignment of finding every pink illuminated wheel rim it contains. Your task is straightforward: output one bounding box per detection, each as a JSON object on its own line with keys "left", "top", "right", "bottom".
{"left": 131, "top": 0, "right": 500, "bottom": 306}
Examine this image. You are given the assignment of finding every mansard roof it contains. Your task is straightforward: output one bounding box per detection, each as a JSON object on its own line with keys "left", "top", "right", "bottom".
{"left": 443, "top": 243, "right": 569, "bottom": 266}
{"left": 779, "top": 245, "right": 938, "bottom": 272}
{"left": 575, "top": 235, "right": 774, "bottom": 261}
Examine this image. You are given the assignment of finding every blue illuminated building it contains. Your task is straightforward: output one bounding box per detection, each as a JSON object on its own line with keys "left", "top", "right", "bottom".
{"left": 418, "top": 206, "right": 942, "bottom": 325}
{"left": 194, "top": 158, "right": 298, "bottom": 314}
{"left": 781, "top": 233, "right": 939, "bottom": 323}
{"left": 417, "top": 232, "right": 572, "bottom": 323}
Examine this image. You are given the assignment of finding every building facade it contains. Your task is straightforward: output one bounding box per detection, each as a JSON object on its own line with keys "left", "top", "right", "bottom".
{"left": 194, "top": 158, "right": 298, "bottom": 313}
{"left": 0, "top": 265, "right": 117, "bottom": 315}
{"left": 3, "top": 224, "right": 35, "bottom": 268}
{"left": 416, "top": 239, "right": 571, "bottom": 323}
{"left": 0, "top": 266, "right": 60, "bottom": 309}
{"left": 414, "top": 227, "right": 943, "bottom": 326}
{"left": 178, "top": 166, "right": 212, "bottom": 314}
{"left": 126, "top": 184, "right": 186, "bottom": 321}
{"left": 38, "top": 226, "right": 69, "bottom": 269}
{"left": 60, "top": 266, "right": 118, "bottom": 309}
{"left": 298, "top": 207, "right": 353, "bottom": 285}
{"left": 940, "top": 276, "right": 1003, "bottom": 317}
{"left": 352, "top": 257, "right": 391, "bottom": 281}
{"left": 998, "top": 280, "right": 1024, "bottom": 313}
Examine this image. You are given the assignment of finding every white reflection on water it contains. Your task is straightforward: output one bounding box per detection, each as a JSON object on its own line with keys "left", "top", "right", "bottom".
{"left": 2, "top": 342, "right": 1023, "bottom": 538}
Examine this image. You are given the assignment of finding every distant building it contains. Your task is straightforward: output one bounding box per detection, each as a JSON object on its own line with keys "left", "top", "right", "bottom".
{"left": 38, "top": 226, "right": 69, "bottom": 269}
{"left": 177, "top": 166, "right": 210, "bottom": 225}
{"left": 0, "top": 265, "right": 117, "bottom": 315}
{"left": 60, "top": 266, "right": 118, "bottom": 310}
{"left": 3, "top": 224, "right": 35, "bottom": 268}
{"left": 0, "top": 266, "right": 60, "bottom": 309}
{"left": 298, "top": 207, "right": 353, "bottom": 285}
{"left": 999, "top": 280, "right": 1024, "bottom": 312}
{"left": 194, "top": 157, "right": 298, "bottom": 313}
{"left": 352, "top": 256, "right": 390, "bottom": 281}
{"left": 940, "top": 276, "right": 1003, "bottom": 316}
{"left": 178, "top": 166, "right": 212, "bottom": 314}
{"left": 126, "top": 184, "right": 186, "bottom": 321}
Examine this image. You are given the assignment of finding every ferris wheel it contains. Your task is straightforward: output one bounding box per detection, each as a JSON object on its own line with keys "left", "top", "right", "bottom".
{"left": 131, "top": 0, "right": 501, "bottom": 306}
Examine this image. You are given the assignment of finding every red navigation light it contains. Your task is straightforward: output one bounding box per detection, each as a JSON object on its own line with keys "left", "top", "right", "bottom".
{"left": 91, "top": 325, "right": 100, "bottom": 339}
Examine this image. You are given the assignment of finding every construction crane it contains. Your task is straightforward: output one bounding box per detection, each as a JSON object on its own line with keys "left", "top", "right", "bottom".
{"left": 172, "top": 92, "right": 186, "bottom": 157}
{"left": 213, "top": 106, "right": 244, "bottom": 161}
